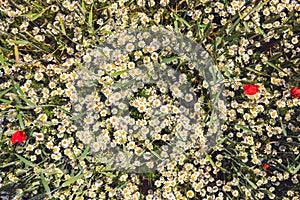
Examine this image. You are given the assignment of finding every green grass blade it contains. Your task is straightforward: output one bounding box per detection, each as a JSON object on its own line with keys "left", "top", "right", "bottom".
{"left": 0, "top": 98, "right": 13, "bottom": 104}
{"left": 18, "top": 96, "right": 37, "bottom": 107}
{"left": 17, "top": 113, "right": 25, "bottom": 130}
{"left": 88, "top": 5, "right": 93, "bottom": 29}
{"left": 15, "top": 154, "right": 36, "bottom": 167}
{"left": 162, "top": 56, "right": 181, "bottom": 63}
{"left": 266, "top": 61, "right": 284, "bottom": 73}
{"left": 61, "top": 173, "right": 85, "bottom": 187}
{"left": 111, "top": 69, "right": 131, "bottom": 77}
{"left": 292, "top": 163, "right": 300, "bottom": 175}
{"left": 80, "top": 143, "right": 90, "bottom": 160}
{"left": 40, "top": 172, "right": 51, "bottom": 197}
{"left": 14, "top": 82, "right": 25, "bottom": 96}
{"left": 9, "top": 40, "right": 31, "bottom": 45}
{"left": 31, "top": 7, "right": 50, "bottom": 21}
{"left": 59, "top": 18, "right": 66, "bottom": 35}
{"left": 0, "top": 87, "right": 12, "bottom": 98}
{"left": 245, "top": 177, "right": 257, "bottom": 189}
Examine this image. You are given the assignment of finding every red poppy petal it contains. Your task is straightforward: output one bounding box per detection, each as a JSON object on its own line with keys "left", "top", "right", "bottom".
{"left": 244, "top": 84, "right": 259, "bottom": 95}
{"left": 243, "top": 85, "right": 250, "bottom": 90}
{"left": 11, "top": 131, "right": 26, "bottom": 145}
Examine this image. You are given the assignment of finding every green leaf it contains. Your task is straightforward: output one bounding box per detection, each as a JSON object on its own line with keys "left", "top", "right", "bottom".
{"left": 99, "top": 171, "right": 116, "bottom": 177}
{"left": 198, "top": 24, "right": 207, "bottom": 28}
{"left": 162, "top": 56, "right": 181, "bottom": 63}
{"left": 14, "top": 83, "right": 25, "bottom": 96}
{"left": 0, "top": 53, "right": 4, "bottom": 65}
{"left": 246, "top": 1, "right": 268, "bottom": 16}
{"left": 149, "top": 149, "right": 164, "bottom": 161}
{"left": 81, "top": 0, "right": 86, "bottom": 13}
{"left": 228, "top": 18, "right": 241, "bottom": 35}
{"left": 122, "top": 143, "right": 130, "bottom": 169}
{"left": 31, "top": 1, "right": 44, "bottom": 9}
{"left": 174, "top": 20, "right": 178, "bottom": 31}
{"left": 291, "top": 163, "right": 300, "bottom": 174}
{"left": 31, "top": 7, "right": 50, "bottom": 21}
{"left": 18, "top": 96, "right": 37, "bottom": 107}
{"left": 15, "top": 105, "right": 35, "bottom": 110}
{"left": 0, "top": 161, "right": 16, "bottom": 168}
{"left": 235, "top": 124, "right": 255, "bottom": 134}
{"left": 256, "top": 26, "right": 267, "bottom": 37}
{"left": 0, "top": 87, "right": 12, "bottom": 98}
{"left": 246, "top": 67, "right": 271, "bottom": 77}
{"left": 17, "top": 113, "right": 25, "bottom": 130}
{"left": 102, "top": 165, "right": 115, "bottom": 172}
{"left": 245, "top": 177, "right": 257, "bottom": 189}
{"left": 266, "top": 61, "right": 284, "bottom": 73}
{"left": 57, "top": 106, "right": 71, "bottom": 114}
{"left": 224, "top": 66, "right": 234, "bottom": 82}
{"left": 279, "top": 116, "right": 287, "bottom": 137}
{"left": 41, "top": 172, "right": 51, "bottom": 197}
{"left": 174, "top": 13, "right": 191, "bottom": 28}
{"left": 88, "top": 5, "right": 93, "bottom": 29}
{"left": 215, "top": 37, "right": 222, "bottom": 49}
{"left": 59, "top": 18, "right": 66, "bottom": 35}
{"left": 215, "top": 136, "right": 228, "bottom": 146}
{"left": 110, "top": 69, "right": 131, "bottom": 77}
{"left": 0, "top": 98, "right": 13, "bottom": 104}
{"left": 71, "top": 112, "right": 85, "bottom": 121}
{"left": 15, "top": 154, "right": 36, "bottom": 167}
{"left": 80, "top": 143, "right": 90, "bottom": 159}
{"left": 202, "top": 22, "right": 212, "bottom": 40}
{"left": 206, "top": 153, "right": 216, "bottom": 168}
{"left": 77, "top": 63, "right": 94, "bottom": 76}
{"left": 61, "top": 173, "right": 85, "bottom": 187}
{"left": 243, "top": 21, "right": 251, "bottom": 32}
{"left": 24, "top": 185, "right": 40, "bottom": 193}
{"left": 92, "top": 20, "right": 109, "bottom": 35}
{"left": 9, "top": 40, "right": 31, "bottom": 45}
{"left": 208, "top": 109, "right": 215, "bottom": 127}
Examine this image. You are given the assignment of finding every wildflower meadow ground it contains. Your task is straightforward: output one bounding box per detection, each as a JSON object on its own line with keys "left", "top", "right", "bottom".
{"left": 0, "top": 0, "right": 299, "bottom": 199}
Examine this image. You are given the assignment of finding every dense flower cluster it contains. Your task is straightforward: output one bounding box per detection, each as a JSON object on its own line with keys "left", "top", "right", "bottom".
{"left": 72, "top": 27, "right": 224, "bottom": 173}
{"left": 0, "top": 0, "right": 299, "bottom": 199}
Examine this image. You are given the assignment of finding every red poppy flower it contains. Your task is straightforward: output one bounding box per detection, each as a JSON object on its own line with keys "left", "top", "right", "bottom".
{"left": 11, "top": 130, "right": 27, "bottom": 145}
{"left": 243, "top": 84, "right": 259, "bottom": 95}
{"left": 263, "top": 163, "right": 270, "bottom": 170}
{"left": 290, "top": 87, "right": 300, "bottom": 98}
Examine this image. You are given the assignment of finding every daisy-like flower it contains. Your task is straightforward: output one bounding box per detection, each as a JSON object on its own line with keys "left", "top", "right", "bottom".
{"left": 37, "top": 113, "right": 48, "bottom": 122}
{"left": 34, "top": 72, "right": 44, "bottom": 81}
{"left": 186, "top": 190, "right": 194, "bottom": 198}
